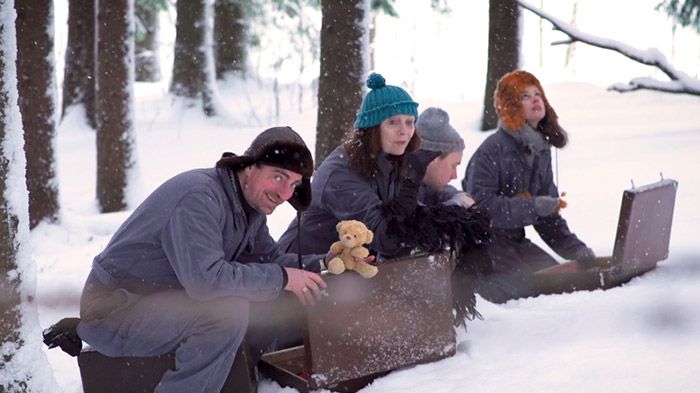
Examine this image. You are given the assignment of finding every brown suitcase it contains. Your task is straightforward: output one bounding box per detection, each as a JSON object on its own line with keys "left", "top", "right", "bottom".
{"left": 534, "top": 178, "right": 677, "bottom": 294}
{"left": 78, "top": 339, "right": 257, "bottom": 393}
{"left": 259, "top": 252, "right": 456, "bottom": 392}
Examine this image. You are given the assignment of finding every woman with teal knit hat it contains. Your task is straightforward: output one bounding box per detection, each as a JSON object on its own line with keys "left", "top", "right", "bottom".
{"left": 278, "top": 72, "right": 439, "bottom": 259}
{"left": 279, "top": 73, "right": 492, "bottom": 327}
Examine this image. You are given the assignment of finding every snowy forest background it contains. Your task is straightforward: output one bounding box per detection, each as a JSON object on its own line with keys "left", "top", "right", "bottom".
{"left": 2, "top": 0, "right": 700, "bottom": 392}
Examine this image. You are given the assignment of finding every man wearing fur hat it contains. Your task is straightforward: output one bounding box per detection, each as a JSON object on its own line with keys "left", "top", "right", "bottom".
{"left": 74, "top": 127, "right": 327, "bottom": 392}
{"left": 463, "top": 70, "right": 595, "bottom": 303}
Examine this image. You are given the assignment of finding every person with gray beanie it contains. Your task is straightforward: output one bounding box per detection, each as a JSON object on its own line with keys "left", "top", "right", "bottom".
{"left": 412, "top": 107, "right": 493, "bottom": 327}
{"left": 416, "top": 107, "right": 475, "bottom": 208}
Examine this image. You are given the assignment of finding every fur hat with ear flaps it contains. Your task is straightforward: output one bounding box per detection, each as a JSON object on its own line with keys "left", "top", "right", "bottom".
{"left": 216, "top": 126, "right": 314, "bottom": 211}
{"left": 494, "top": 70, "right": 568, "bottom": 148}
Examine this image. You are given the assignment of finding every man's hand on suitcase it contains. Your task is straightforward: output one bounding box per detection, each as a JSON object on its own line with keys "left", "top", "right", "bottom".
{"left": 285, "top": 268, "right": 327, "bottom": 306}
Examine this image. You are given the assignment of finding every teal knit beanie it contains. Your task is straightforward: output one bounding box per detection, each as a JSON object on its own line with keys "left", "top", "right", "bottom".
{"left": 354, "top": 73, "right": 419, "bottom": 129}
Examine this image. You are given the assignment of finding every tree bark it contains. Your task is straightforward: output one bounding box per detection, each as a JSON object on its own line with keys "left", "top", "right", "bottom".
{"left": 62, "top": 0, "right": 97, "bottom": 128}
{"left": 316, "top": 0, "right": 367, "bottom": 168}
{"left": 135, "top": 1, "right": 161, "bottom": 82}
{"left": 15, "top": 0, "right": 60, "bottom": 229}
{"left": 1, "top": 0, "right": 29, "bottom": 389}
{"left": 481, "top": 0, "right": 520, "bottom": 131}
{"left": 214, "top": 0, "right": 247, "bottom": 79}
{"left": 96, "top": 0, "right": 135, "bottom": 213}
{"left": 171, "top": 0, "right": 216, "bottom": 115}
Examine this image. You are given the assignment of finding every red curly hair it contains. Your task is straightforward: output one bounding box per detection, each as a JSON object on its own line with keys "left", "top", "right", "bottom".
{"left": 494, "top": 70, "right": 568, "bottom": 148}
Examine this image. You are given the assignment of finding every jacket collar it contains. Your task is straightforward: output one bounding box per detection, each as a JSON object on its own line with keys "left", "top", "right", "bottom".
{"left": 216, "top": 166, "right": 244, "bottom": 216}
{"left": 376, "top": 151, "right": 396, "bottom": 176}
{"left": 499, "top": 122, "right": 549, "bottom": 153}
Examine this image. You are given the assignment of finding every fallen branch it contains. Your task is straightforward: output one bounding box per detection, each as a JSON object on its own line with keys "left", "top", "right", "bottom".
{"left": 518, "top": 0, "right": 700, "bottom": 96}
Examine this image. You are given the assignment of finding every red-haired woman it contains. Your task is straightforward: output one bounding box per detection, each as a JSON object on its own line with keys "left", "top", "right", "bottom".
{"left": 463, "top": 70, "right": 595, "bottom": 303}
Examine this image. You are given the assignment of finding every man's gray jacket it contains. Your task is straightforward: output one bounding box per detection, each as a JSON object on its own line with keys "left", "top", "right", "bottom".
{"left": 90, "top": 166, "right": 321, "bottom": 302}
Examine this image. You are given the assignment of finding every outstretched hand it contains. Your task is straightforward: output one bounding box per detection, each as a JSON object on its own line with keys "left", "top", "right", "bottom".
{"left": 284, "top": 267, "right": 327, "bottom": 306}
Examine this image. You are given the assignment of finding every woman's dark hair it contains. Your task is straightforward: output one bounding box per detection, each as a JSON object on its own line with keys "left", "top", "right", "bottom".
{"left": 343, "top": 125, "right": 421, "bottom": 181}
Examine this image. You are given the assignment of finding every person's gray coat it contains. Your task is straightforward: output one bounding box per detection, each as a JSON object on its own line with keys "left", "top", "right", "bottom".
{"left": 77, "top": 166, "right": 324, "bottom": 392}
{"left": 90, "top": 166, "right": 321, "bottom": 301}
{"left": 279, "top": 145, "right": 415, "bottom": 258}
{"left": 463, "top": 125, "right": 588, "bottom": 274}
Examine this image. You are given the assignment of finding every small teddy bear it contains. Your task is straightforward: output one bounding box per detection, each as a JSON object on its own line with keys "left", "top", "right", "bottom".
{"left": 327, "top": 220, "right": 377, "bottom": 278}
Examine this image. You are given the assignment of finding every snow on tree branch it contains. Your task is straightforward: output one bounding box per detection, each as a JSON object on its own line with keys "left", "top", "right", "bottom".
{"left": 518, "top": 0, "right": 700, "bottom": 96}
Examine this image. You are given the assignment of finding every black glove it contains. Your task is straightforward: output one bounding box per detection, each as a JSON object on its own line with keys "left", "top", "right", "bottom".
{"left": 383, "top": 150, "right": 440, "bottom": 220}
{"left": 383, "top": 176, "right": 421, "bottom": 220}
{"left": 43, "top": 317, "right": 82, "bottom": 357}
{"left": 404, "top": 149, "right": 441, "bottom": 183}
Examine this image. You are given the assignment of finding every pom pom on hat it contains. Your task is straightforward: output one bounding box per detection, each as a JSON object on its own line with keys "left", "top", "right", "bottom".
{"left": 354, "top": 72, "right": 418, "bottom": 129}
{"left": 416, "top": 107, "right": 465, "bottom": 154}
{"left": 366, "top": 73, "right": 386, "bottom": 89}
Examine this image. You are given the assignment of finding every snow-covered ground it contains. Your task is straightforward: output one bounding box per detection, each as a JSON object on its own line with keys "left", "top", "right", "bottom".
{"left": 26, "top": 0, "right": 700, "bottom": 392}
{"left": 36, "top": 75, "right": 700, "bottom": 393}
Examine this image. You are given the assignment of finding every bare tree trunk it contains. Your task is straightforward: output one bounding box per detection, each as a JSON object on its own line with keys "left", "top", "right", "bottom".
{"left": 0, "top": 5, "right": 23, "bottom": 384}
{"left": 135, "top": 1, "right": 161, "bottom": 82}
{"left": 214, "top": 0, "right": 246, "bottom": 79}
{"left": 62, "top": 0, "right": 97, "bottom": 128}
{"left": 15, "top": 0, "right": 60, "bottom": 229}
{"left": 481, "top": 0, "right": 520, "bottom": 131}
{"left": 316, "top": 0, "right": 367, "bottom": 168}
{"left": 1, "top": 0, "right": 31, "bottom": 389}
{"left": 171, "top": 0, "right": 216, "bottom": 115}
{"left": 96, "top": 0, "right": 135, "bottom": 213}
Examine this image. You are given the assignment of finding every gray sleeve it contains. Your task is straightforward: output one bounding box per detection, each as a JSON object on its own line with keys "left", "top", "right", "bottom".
{"left": 533, "top": 155, "right": 588, "bottom": 259}
{"left": 160, "top": 192, "right": 284, "bottom": 302}
{"left": 419, "top": 184, "right": 460, "bottom": 205}
{"left": 320, "top": 168, "right": 405, "bottom": 256}
{"left": 243, "top": 217, "right": 325, "bottom": 272}
{"left": 464, "top": 148, "right": 539, "bottom": 229}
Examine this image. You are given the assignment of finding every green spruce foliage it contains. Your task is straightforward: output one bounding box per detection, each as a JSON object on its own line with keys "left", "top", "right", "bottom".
{"left": 657, "top": 0, "right": 700, "bottom": 32}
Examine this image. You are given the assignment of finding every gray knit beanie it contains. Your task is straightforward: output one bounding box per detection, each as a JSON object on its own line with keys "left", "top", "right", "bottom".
{"left": 416, "top": 107, "right": 465, "bottom": 153}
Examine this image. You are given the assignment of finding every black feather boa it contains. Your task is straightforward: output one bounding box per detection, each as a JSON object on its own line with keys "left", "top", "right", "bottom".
{"left": 386, "top": 203, "right": 493, "bottom": 329}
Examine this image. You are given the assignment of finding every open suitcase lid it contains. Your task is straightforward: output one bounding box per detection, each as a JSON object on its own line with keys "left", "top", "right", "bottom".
{"left": 533, "top": 178, "right": 678, "bottom": 295}
{"left": 304, "top": 252, "right": 456, "bottom": 390}
{"left": 612, "top": 178, "right": 678, "bottom": 274}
